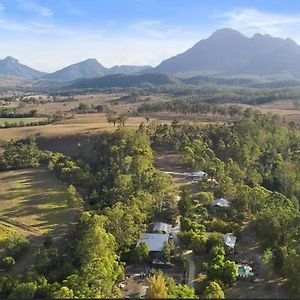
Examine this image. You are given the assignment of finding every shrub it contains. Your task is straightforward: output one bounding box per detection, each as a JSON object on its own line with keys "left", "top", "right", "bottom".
{"left": 5, "top": 236, "right": 29, "bottom": 259}
{"left": 2, "top": 256, "right": 15, "bottom": 271}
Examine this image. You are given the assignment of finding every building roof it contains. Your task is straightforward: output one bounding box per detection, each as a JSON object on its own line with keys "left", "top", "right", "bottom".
{"left": 191, "top": 171, "right": 207, "bottom": 178}
{"left": 153, "top": 222, "right": 172, "bottom": 234}
{"left": 224, "top": 233, "right": 237, "bottom": 249}
{"left": 211, "top": 198, "right": 231, "bottom": 208}
{"left": 137, "top": 233, "right": 169, "bottom": 252}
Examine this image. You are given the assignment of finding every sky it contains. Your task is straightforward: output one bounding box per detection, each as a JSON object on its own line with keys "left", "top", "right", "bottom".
{"left": 2, "top": 0, "right": 300, "bottom": 72}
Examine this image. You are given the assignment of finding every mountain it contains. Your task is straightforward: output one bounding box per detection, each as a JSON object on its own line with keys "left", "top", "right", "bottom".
{"left": 155, "top": 28, "right": 300, "bottom": 77}
{"left": 44, "top": 58, "right": 107, "bottom": 82}
{"left": 44, "top": 59, "right": 152, "bottom": 82}
{"left": 109, "top": 65, "right": 152, "bottom": 74}
{"left": 68, "top": 73, "right": 177, "bottom": 89}
{"left": 0, "top": 56, "right": 46, "bottom": 79}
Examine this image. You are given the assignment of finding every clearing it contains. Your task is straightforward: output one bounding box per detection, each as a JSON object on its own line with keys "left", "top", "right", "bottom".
{"left": 0, "top": 168, "right": 81, "bottom": 273}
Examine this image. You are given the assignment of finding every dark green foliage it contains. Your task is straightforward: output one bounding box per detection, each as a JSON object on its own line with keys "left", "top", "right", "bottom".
{"left": 1, "top": 257, "right": 15, "bottom": 271}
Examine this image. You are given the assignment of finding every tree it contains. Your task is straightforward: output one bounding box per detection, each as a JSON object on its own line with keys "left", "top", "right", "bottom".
{"left": 203, "top": 281, "right": 225, "bottom": 299}
{"left": 191, "top": 234, "right": 207, "bottom": 256}
{"left": 67, "top": 212, "right": 124, "bottom": 298}
{"left": 104, "top": 202, "right": 147, "bottom": 250}
{"left": 52, "top": 286, "right": 74, "bottom": 298}
{"left": 161, "top": 241, "right": 172, "bottom": 262}
{"left": 168, "top": 283, "right": 196, "bottom": 299}
{"left": 206, "top": 233, "right": 225, "bottom": 253}
{"left": 131, "top": 242, "right": 150, "bottom": 265}
{"left": 262, "top": 248, "right": 275, "bottom": 280}
{"left": 146, "top": 274, "right": 168, "bottom": 299}
{"left": 105, "top": 110, "right": 117, "bottom": 126}
{"left": 116, "top": 114, "right": 128, "bottom": 127}
{"left": 9, "top": 282, "right": 37, "bottom": 299}
{"left": 66, "top": 184, "right": 83, "bottom": 207}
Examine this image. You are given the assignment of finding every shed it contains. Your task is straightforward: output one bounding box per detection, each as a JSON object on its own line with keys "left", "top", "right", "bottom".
{"left": 153, "top": 222, "right": 172, "bottom": 234}
{"left": 137, "top": 233, "right": 169, "bottom": 252}
{"left": 224, "top": 233, "right": 237, "bottom": 249}
{"left": 211, "top": 198, "right": 231, "bottom": 208}
{"left": 191, "top": 171, "right": 207, "bottom": 181}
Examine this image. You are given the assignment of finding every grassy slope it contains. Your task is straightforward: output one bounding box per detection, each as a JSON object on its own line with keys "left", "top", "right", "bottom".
{"left": 0, "top": 168, "right": 79, "bottom": 237}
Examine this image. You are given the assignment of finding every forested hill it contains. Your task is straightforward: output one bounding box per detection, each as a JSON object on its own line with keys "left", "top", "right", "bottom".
{"left": 68, "top": 73, "right": 178, "bottom": 89}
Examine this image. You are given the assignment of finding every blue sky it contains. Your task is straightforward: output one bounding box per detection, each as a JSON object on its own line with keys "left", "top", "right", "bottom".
{"left": 2, "top": 0, "right": 300, "bottom": 72}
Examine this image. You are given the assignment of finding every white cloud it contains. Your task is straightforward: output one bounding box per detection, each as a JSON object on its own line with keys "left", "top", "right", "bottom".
{"left": 0, "top": 4, "right": 4, "bottom": 12}
{"left": 16, "top": 0, "right": 53, "bottom": 17}
{"left": 217, "top": 8, "right": 300, "bottom": 39}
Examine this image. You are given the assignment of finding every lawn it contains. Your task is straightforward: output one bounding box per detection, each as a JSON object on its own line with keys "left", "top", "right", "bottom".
{"left": 0, "top": 168, "right": 79, "bottom": 237}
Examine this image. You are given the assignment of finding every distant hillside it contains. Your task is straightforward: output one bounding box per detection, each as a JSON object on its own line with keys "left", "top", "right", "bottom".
{"left": 68, "top": 73, "right": 177, "bottom": 89}
{"left": 109, "top": 65, "right": 152, "bottom": 74}
{"left": 0, "top": 56, "right": 46, "bottom": 79}
{"left": 155, "top": 28, "right": 300, "bottom": 77}
{"left": 43, "top": 59, "right": 152, "bottom": 82}
{"left": 44, "top": 59, "right": 107, "bottom": 82}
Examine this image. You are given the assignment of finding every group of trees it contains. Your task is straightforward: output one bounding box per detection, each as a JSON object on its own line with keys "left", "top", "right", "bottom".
{"left": 73, "top": 102, "right": 105, "bottom": 114}
{"left": 0, "top": 213, "right": 124, "bottom": 299}
{"left": 105, "top": 110, "right": 128, "bottom": 127}
{"left": 148, "top": 111, "right": 300, "bottom": 296}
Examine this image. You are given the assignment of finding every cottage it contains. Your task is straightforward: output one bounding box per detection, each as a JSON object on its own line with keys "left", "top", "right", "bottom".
{"left": 211, "top": 198, "right": 231, "bottom": 208}
{"left": 137, "top": 233, "right": 169, "bottom": 252}
{"left": 153, "top": 222, "right": 172, "bottom": 234}
{"left": 191, "top": 171, "right": 207, "bottom": 181}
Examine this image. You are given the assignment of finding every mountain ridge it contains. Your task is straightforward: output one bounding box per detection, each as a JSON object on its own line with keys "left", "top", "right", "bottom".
{"left": 155, "top": 28, "right": 300, "bottom": 77}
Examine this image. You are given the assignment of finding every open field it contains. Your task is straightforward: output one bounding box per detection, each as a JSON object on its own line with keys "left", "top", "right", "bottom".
{"left": 0, "top": 168, "right": 79, "bottom": 238}
{"left": 0, "top": 113, "right": 171, "bottom": 142}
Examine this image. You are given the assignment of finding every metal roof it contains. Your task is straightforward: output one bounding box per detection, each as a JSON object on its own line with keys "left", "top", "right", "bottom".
{"left": 191, "top": 171, "right": 207, "bottom": 177}
{"left": 137, "top": 234, "right": 169, "bottom": 252}
{"left": 224, "top": 233, "right": 237, "bottom": 248}
{"left": 153, "top": 222, "right": 172, "bottom": 234}
{"left": 212, "top": 198, "right": 231, "bottom": 208}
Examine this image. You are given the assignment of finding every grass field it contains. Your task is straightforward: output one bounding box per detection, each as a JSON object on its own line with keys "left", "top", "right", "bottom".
{"left": 0, "top": 117, "right": 46, "bottom": 126}
{"left": 0, "top": 168, "right": 79, "bottom": 238}
{"left": 0, "top": 113, "right": 170, "bottom": 142}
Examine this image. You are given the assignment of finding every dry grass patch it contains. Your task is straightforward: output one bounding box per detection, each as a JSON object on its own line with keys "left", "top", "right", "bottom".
{"left": 0, "top": 168, "right": 79, "bottom": 237}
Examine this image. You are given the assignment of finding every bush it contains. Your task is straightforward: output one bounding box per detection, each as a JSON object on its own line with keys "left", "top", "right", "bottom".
{"left": 5, "top": 236, "right": 29, "bottom": 259}
{"left": 2, "top": 256, "right": 15, "bottom": 271}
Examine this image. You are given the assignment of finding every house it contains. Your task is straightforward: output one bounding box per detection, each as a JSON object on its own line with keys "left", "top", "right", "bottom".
{"left": 211, "top": 198, "right": 231, "bottom": 208}
{"left": 153, "top": 222, "right": 172, "bottom": 234}
{"left": 191, "top": 171, "right": 207, "bottom": 181}
{"left": 137, "top": 233, "right": 169, "bottom": 253}
{"left": 224, "top": 233, "right": 237, "bottom": 252}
